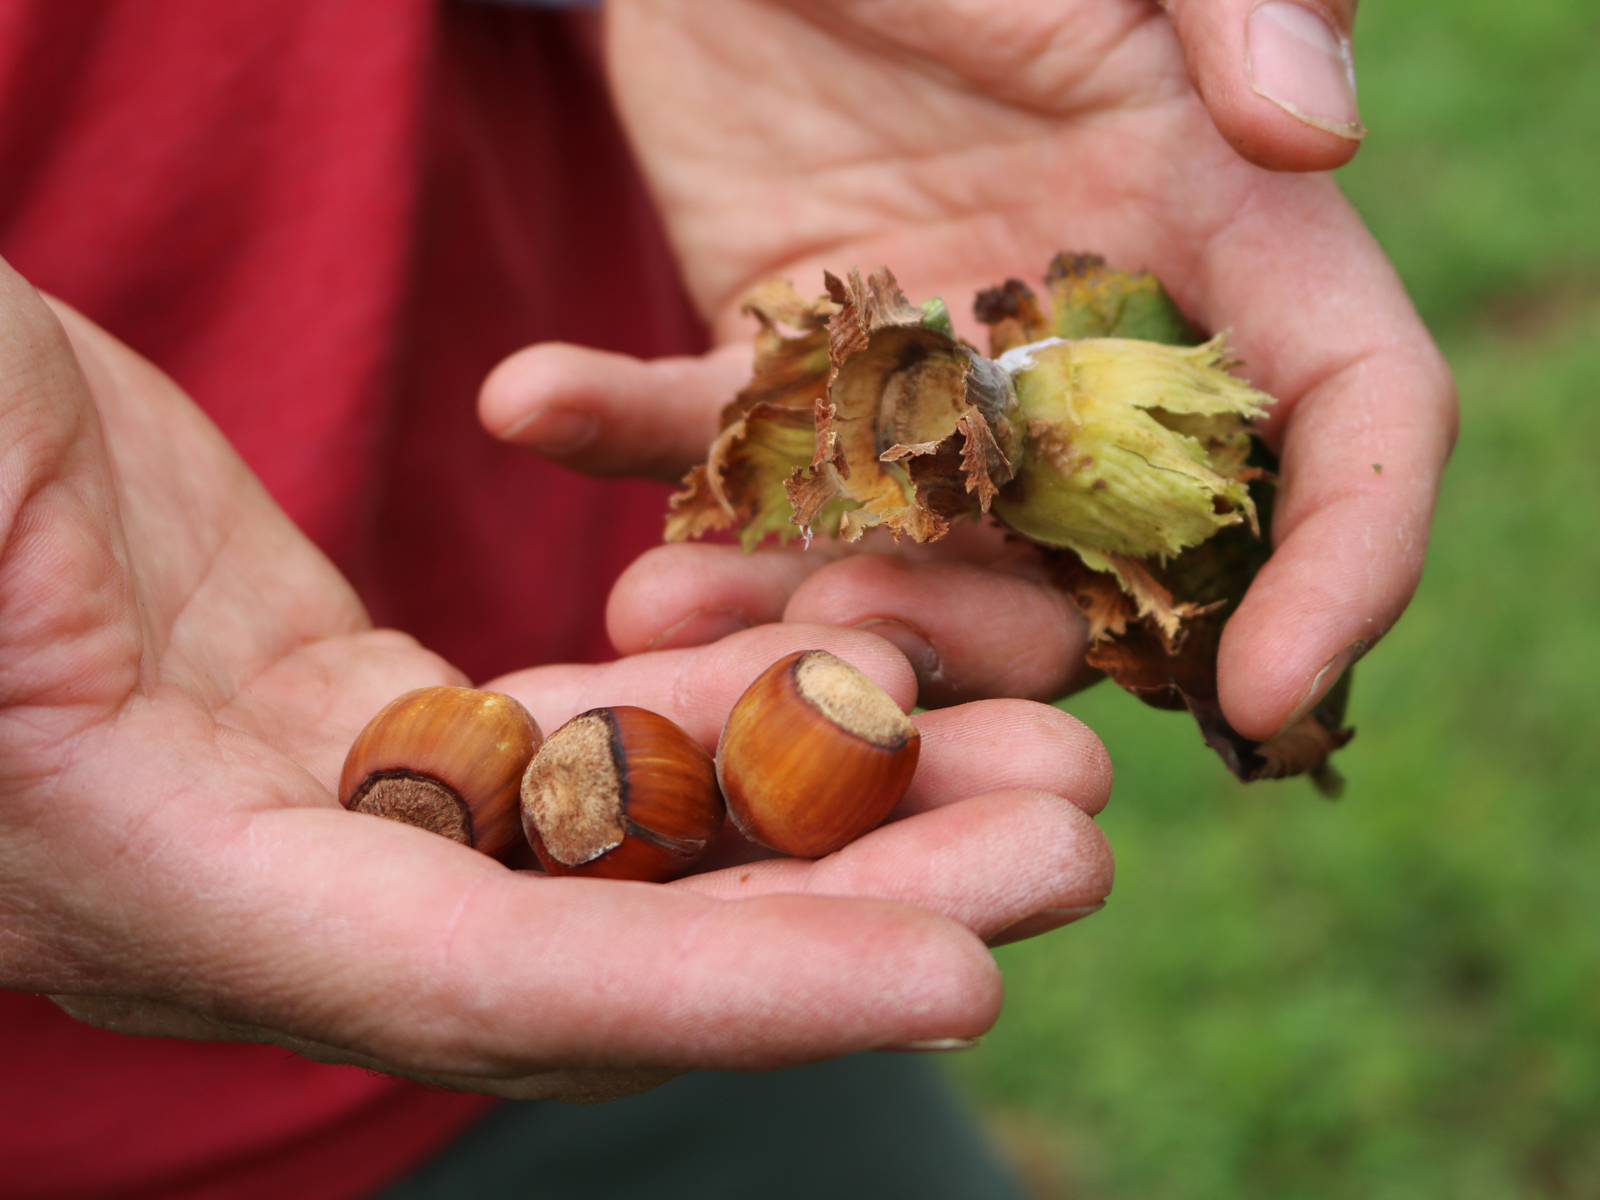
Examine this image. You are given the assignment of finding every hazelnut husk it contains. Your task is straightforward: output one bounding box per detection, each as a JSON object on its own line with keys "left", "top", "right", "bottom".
{"left": 665, "top": 259, "right": 1354, "bottom": 793}
{"left": 339, "top": 686, "right": 541, "bottom": 861}
{"left": 521, "top": 706, "right": 723, "bottom": 882}
{"left": 716, "top": 650, "right": 920, "bottom": 857}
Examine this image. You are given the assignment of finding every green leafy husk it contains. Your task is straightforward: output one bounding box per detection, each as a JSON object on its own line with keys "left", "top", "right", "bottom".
{"left": 666, "top": 253, "right": 1353, "bottom": 788}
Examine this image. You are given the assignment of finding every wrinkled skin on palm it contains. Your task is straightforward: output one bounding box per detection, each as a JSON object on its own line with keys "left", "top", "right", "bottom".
{"left": 668, "top": 254, "right": 1353, "bottom": 791}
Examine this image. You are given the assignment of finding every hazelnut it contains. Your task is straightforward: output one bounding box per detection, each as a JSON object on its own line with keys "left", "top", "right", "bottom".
{"left": 716, "top": 649, "right": 920, "bottom": 857}
{"left": 521, "top": 706, "right": 723, "bottom": 882}
{"left": 339, "top": 686, "right": 541, "bottom": 861}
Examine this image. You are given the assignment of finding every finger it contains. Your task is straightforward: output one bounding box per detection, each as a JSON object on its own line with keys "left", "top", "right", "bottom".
{"left": 684, "top": 698, "right": 1114, "bottom": 875}
{"left": 608, "top": 542, "right": 1097, "bottom": 707}
{"left": 1165, "top": 0, "right": 1364, "bottom": 171}
{"left": 489, "top": 622, "right": 917, "bottom": 746}
{"left": 0, "top": 264, "right": 148, "bottom": 732}
{"left": 1175, "top": 179, "right": 1458, "bottom": 740}
{"left": 671, "top": 697, "right": 1115, "bottom": 942}
{"left": 478, "top": 341, "right": 750, "bottom": 481}
{"left": 903, "top": 701, "right": 1112, "bottom": 818}
{"left": 606, "top": 541, "right": 848, "bottom": 655}
{"left": 214, "top": 817, "right": 1002, "bottom": 1075}
{"left": 676, "top": 789, "right": 1115, "bottom": 945}
{"left": 1217, "top": 344, "right": 1456, "bottom": 739}
{"left": 604, "top": 521, "right": 1020, "bottom": 657}
{"left": 46, "top": 806, "right": 998, "bottom": 1076}
{"left": 782, "top": 555, "right": 1094, "bottom": 707}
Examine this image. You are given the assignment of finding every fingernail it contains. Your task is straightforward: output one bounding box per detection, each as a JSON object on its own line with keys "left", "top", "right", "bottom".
{"left": 853, "top": 619, "right": 940, "bottom": 680}
{"left": 1274, "top": 640, "right": 1364, "bottom": 739}
{"left": 878, "top": 1037, "right": 982, "bottom": 1053}
{"left": 511, "top": 408, "right": 598, "bottom": 456}
{"left": 1247, "top": 2, "right": 1366, "bottom": 139}
{"left": 986, "top": 901, "right": 1106, "bottom": 948}
{"left": 646, "top": 607, "right": 753, "bottom": 652}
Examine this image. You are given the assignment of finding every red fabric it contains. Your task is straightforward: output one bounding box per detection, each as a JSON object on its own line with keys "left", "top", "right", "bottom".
{"left": 0, "top": 2, "right": 705, "bottom": 1198}
{"left": 0, "top": 991, "right": 498, "bottom": 1200}
{"left": 351, "top": 2, "right": 698, "bottom": 680}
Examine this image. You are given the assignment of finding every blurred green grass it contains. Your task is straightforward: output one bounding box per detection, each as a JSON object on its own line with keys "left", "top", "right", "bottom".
{"left": 957, "top": 3, "right": 1600, "bottom": 1195}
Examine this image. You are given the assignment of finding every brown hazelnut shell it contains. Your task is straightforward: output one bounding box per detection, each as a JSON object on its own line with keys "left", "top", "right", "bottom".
{"left": 521, "top": 706, "right": 723, "bottom": 882}
{"left": 716, "top": 649, "right": 920, "bottom": 858}
{"left": 339, "top": 686, "right": 541, "bottom": 861}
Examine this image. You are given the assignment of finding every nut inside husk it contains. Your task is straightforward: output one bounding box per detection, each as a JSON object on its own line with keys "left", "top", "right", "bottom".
{"left": 669, "top": 253, "right": 1354, "bottom": 791}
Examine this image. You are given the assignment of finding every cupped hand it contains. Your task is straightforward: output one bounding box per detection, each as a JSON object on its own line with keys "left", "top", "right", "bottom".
{"left": 480, "top": 0, "right": 1455, "bottom": 741}
{"left": 0, "top": 262, "right": 1111, "bottom": 1102}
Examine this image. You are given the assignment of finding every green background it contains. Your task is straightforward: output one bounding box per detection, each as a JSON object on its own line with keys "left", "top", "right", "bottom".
{"left": 958, "top": 2, "right": 1600, "bottom": 1195}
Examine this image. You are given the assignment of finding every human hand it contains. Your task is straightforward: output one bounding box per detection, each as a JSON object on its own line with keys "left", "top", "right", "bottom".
{"left": 480, "top": 0, "right": 1455, "bottom": 741}
{"left": 0, "top": 261, "right": 1111, "bottom": 1101}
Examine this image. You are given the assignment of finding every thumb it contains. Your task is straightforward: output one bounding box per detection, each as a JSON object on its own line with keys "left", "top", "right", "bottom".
{"left": 1165, "top": 0, "right": 1365, "bottom": 172}
{"left": 479, "top": 341, "right": 751, "bottom": 482}
{"left": 0, "top": 258, "right": 144, "bottom": 720}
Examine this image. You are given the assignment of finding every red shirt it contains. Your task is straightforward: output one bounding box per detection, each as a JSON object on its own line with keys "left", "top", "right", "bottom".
{"left": 0, "top": 3, "right": 704, "bottom": 1197}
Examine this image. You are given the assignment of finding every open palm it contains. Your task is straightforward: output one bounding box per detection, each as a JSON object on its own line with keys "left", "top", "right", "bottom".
{"left": 0, "top": 263, "right": 1111, "bottom": 1099}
